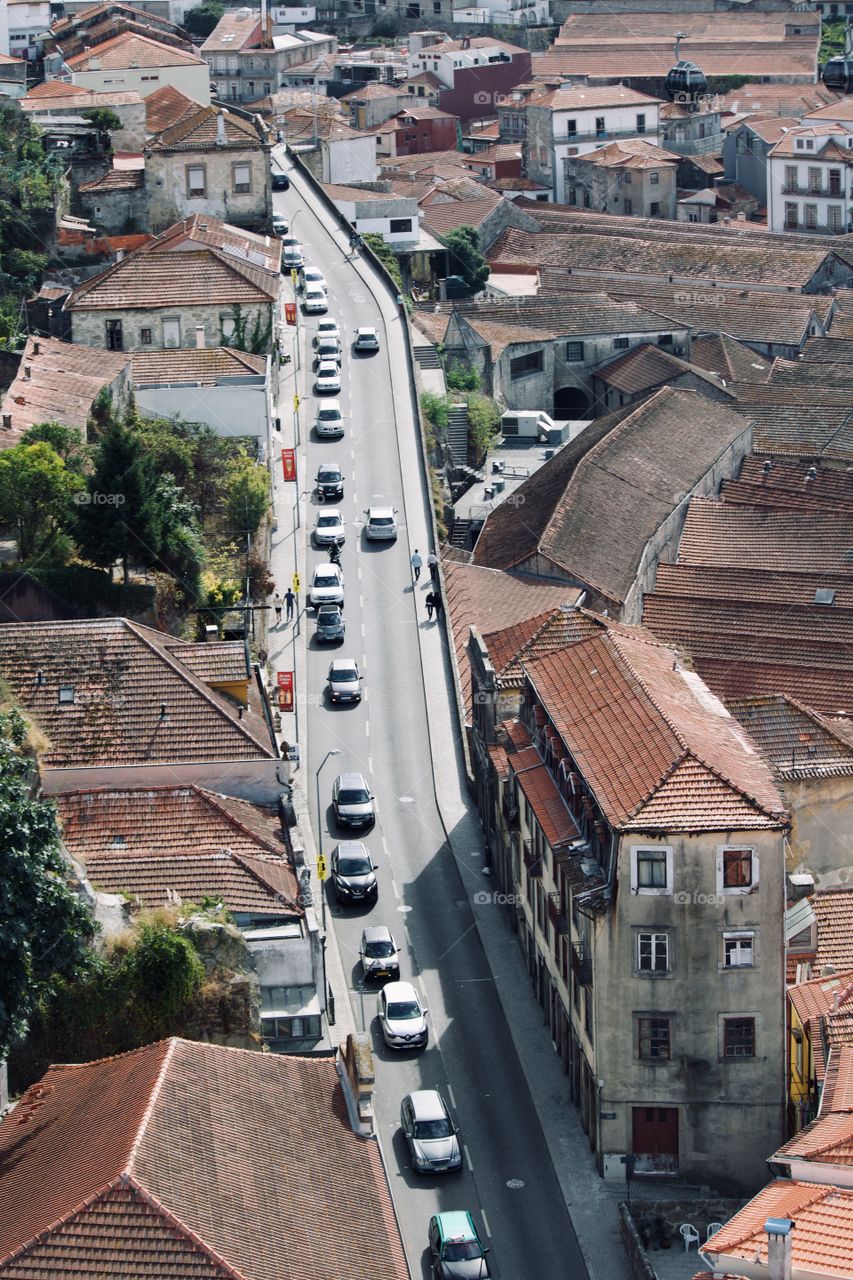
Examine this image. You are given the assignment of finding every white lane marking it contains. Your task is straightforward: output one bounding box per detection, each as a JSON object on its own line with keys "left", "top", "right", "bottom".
{"left": 368, "top": 756, "right": 374, "bottom": 772}
{"left": 397, "top": 904, "right": 413, "bottom": 913}
{"left": 464, "top": 1145, "right": 474, "bottom": 1172}
{"left": 446, "top": 1083, "right": 457, "bottom": 1108}
{"left": 480, "top": 1211, "right": 491, "bottom": 1239}
{"left": 364, "top": 719, "right": 370, "bottom": 736}
{"left": 361, "top": 622, "right": 366, "bottom": 638}
{"left": 357, "top": 564, "right": 363, "bottom": 581}
{"left": 399, "top": 795, "right": 414, "bottom": 803}
{"left": 391, "top": 878, "right": 400, "bottom": 900}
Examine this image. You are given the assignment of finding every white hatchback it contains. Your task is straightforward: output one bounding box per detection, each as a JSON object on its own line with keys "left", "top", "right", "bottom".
{"left": 364, "top": 506, "right": 398, "bottom": 541}
{"left": 314, "top": 319, "right": 341, "bottom": 346}
{"left": 315, "top": 360, "right": 341, "bottom": 394}
{"left": 309, "top": 562, "right": 344, "bottom": 607}
{"left": 314, "top": 401, "right": 344, "bottom": 438}
{"left": 377, "top": 981, "right": 428, "bottom": 1050}
{"left": 303, "top": 285, "right": 328, "bottom": 314}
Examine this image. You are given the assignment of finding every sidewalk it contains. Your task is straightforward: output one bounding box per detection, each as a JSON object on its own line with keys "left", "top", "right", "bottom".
{"left": 285, "top": 183, "right": 632, "bottom": 1277}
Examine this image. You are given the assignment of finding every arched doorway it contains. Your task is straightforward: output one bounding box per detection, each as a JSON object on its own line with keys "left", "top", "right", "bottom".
{"left": 553, "top": 386, "right": 591, "bottom": 417}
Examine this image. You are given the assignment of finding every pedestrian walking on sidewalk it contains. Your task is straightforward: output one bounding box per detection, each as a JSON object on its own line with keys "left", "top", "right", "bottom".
{"left": 411, "top": 549, "right": 422, "bottom": 582}
{"left": 425, "top": 590, "right": 436, "bottom": 621}
{"left": 284, "top": 587, "right": 296, "bottom": 622}
{"left": 273, "top": 593, "right": 283, "bottom": 624}
{"left": 427, "top": 550, "right": 439, "bottom": 584}
{"left": 432, "top": 588, "right": 443, "bottom": 621}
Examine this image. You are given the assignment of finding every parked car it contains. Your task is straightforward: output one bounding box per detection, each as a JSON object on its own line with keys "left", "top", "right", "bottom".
{"left": 332, "top": 771, "right": 374, "bottom": 829}
{"left": 428, "top": 1212, "right": 491, "bottom": 1279}
{"left": 400, "top": 1091, "right": 461, "bottom": 1173}
{"left": 316, "top": 462, "right": 343, "bottom": 500}
{"left": 354, "top": 326, "right": 380, "bottom": 353}
{"left": 309, "top": 563, "right": 344, "bottom": 608}
{"left": 271, "top": 212, "right": 289, "bottom": 236}
{"left": 314, "top": 360, "right": 341, "bottom": 394}
{"left": 314, "top": 401, "right": 344, "bottom": 439}
{"left": 315, "top": 604, "right": 345, "bottom": 644}
{"left": 313, "top": 338, "right": 342, "bottom": 367}
{"left": 314, "top": 319, "right": 341, "bottom": 346}
{"left": 376, "top": 981, "right": 428, "bottom": 1050}
{"left": 331, "top": 840, "right": 377, "bottom": 905}
{"left": 303, "top": 285, "right": 328, "bottom": 314}
{"left": 359, "top": 925, "right": 398, "bottom": 980}
{"left": 328, "top": 657, "right": 361, "bottom": 703}
{"left": 364, "top": 506, "right": 397, "bottom": 541}
{"left": 271, "top": 170, "right": 289, "bottom": 191}
{"left": 313, "top": 508, "right": 345, "bottom": 547}
{"left": 299, "top": 265, "right": 327, "bottom": 292}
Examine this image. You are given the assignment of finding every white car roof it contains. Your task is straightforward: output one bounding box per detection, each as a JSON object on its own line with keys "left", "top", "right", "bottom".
{"left": 383, "top": 980, "right": 417, "bottom": 1001}
{"left": 408, "top": 1089, "right": 447, "bottom": 1120}
{"left": 357, "top": 326, "right": 377, "bottom": 336}
{"left": 316, "top": 508, "right": 341, "bottom": 519}
{"left": 331, "top": 657, "right": 358, "bottom": 672}
{"left": 313, "top": 563, "right": 342, "bottom": 579}
{"left": 317, "top": 360, "right": 339, "bottom": 372}
{"left": 368, "top": 506, "right": 395, "bottom": 518}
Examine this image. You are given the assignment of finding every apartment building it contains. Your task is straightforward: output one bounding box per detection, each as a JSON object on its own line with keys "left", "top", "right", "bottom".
{"left": 767, "top": 122, "right": 853, "bottom": 235}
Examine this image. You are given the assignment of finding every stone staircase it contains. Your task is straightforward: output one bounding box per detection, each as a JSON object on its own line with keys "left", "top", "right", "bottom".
{"left": 450, "top": 517, "right": 471, "bottom": 550}
{"left": 413, "top": 344, "right": 442, "bottom": 370}
{"left": 446, "top": 404, "right": 469, "bottom": 467}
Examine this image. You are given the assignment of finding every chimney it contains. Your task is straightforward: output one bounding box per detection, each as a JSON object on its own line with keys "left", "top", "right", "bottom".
{"left": 338, "top": 1033, "right": 375, "bottom": 1136}
{"left": 116, "top": 248, "right": 125, "bottom": 262}
{"left": 216, "top": 111, "right": 227, "bottom": 146}
{"left": 23, "top": 365, "right": 31, "bottom": 380}
{"left": 765, "top": 1218, "right": 793, "bottom": 1280}
{"left": 195, "top": 325, "right": 205, "bottom": 349}
{"left": 32, "top": 340, "right": 40, "bottom": 355}
{"left": 1, "top": 414, "right": 11, "bottom": 429}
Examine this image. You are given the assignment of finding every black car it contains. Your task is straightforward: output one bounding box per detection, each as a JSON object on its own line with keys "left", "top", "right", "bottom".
{"left": 316, "top": 463, "right": 343, "bottom": 501}
{"left": 271, "top": 171, "right": 290, "bottom": 190}
{"left": 331, "top": 841, "right": 378, "bottom": 905}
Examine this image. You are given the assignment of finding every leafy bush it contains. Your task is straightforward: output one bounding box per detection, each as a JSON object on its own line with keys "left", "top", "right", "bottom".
{"left": 225, "top": 455, "right": 269, "bottom": 537}
{"left": 362, "top": 232, "right": 404, "bottom": 293}
{"left": 420, "top": 390, "right": 450, "bottom": 432}
{"left": 466, "top": 393, "right": 501, "bottom": 457}
{"left": 182, "top": 1, "right": 224, "bottom": 36}
{"left": 446, "top": 361, "right": 480, "bottom": 392}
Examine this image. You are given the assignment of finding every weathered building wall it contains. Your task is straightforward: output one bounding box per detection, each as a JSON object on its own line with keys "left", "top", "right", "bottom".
{"left": 69, "top": 301, "right": 275, "bottom": 354}
{"left": 145, "top": 144, "right": 271, "bottom": 232}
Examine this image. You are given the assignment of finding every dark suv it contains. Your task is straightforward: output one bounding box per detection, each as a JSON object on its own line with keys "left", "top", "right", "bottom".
{"left": 316, "top": 463, "right": 343, "bottom": 501}
{"left": 331, "top": 841, "right": 377, "bottom": 905}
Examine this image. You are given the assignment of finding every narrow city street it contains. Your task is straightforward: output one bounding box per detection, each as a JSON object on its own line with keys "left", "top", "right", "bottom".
{"left": 268, "top": 161, "right": 590, "bottom": 1280}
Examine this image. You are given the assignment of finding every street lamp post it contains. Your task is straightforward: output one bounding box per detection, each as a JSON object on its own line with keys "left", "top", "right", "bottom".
{"left": 315, "top": 748, "right": 340, "bottom": 928}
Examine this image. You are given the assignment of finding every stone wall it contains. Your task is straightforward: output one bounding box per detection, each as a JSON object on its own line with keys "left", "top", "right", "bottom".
{"left": 69, "top": 301, "right": 276, "bottom": 354}
{"left": 145, "top": 144, "right": 272, "bottom": 234}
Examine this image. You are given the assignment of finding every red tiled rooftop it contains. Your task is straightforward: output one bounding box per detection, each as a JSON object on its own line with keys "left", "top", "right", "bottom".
{"left": 775, "top": 1110, "right": 853, "bottom": 1166}
{"left": 509, "top": 750, "right": 579, "bottom": 849}
{"left": 821, "top": 1044, "right": 853, "bottom": 1113}
{"left": 814, "top": 891, "right": 853, "bottom": 977}
{"left": 0, "top": 335, "right": 130, "bottom": 444}
{"left": 0, "top": 1039, "right": 409, "bottom": 1280}
{"left": 145, "top": 83, "right": 203, "bottom": 134}
{"left": 705, "top": 1181, "right": 853, "bottom": 1274}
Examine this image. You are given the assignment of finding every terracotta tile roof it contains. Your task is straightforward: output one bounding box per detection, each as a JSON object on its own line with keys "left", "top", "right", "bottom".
{"left": 746, "top": 406, "right": 853, "bottom": 465}
{"left": 721, "top": 456, "right": 853, "bottom": 516}
{"left": 148, "top": 105, "right": 263, "bottom": 152}
{"left": 790, "top": 972, "right": 853, "bottom": 1031}
{"left": 405, "top": 71, "right": 443, "bottom": 89}
{"left": 145, "top": 84, "right": 202, "bottom": 134}
{"left": 418, "top": 35, "right": 525, "bottom": 55}
{"left": 0, "top": 619, "right": 275, "bottom": 768}
{"left": 150, "top": 214, "right": 280, "bottom": 274}
{"left": 0, "top": 1039, "right": 409, "bottom": 1280}
{"left": 484, "top": 606, "right": 621, "bottom": 690}
{"left": 677, "top": 497, "right": 852, "bottom": 577}
{"left": 131, "top": 346, "right": 266, "bottom": 385}
{"left": 690, "top": 333, "right": 772, "bottom": 385}
{"left": 0, "top": 336, "right": 130, "bottom": 445}
{"left": 410, "top": 309, "right": 449, "bottom": 346}
{"left": 21, "top": 87, "right": 144, "bottom": 112}
{"left": 707, "top": 1180, "right": 853, "bottom": 1274}
{"left": 718, "top": 83, "right": 841, "bottom": 117}
{"left": 421, "top": 196, "right": 504, "bottom": 237}
{"left": 524, "top": 630, "right": 786, "bottom": 832}
{"left": 532, "top": 84, "right": 661, "bottom": 111}
{"left": 726, "top": 696, "right": 853, "bottom": 780}
{"left": 67, "top": 30, "right": 205, "bottom": 69}
{"left": 476, "top": 388, "right": 751, "bottom": 608}
{"left": 456, "top": 315, "right": 557, "bottom": 357}
{"left": 441, "top": 556, "right": 581, "bottom": 718}
{"left": 79, "top": 166, "right": 145, "bottom": 192}
{"left": 322, "top": 182, "right": 412, "bottom": 203}
{"left": 653, "top": 562, "right": 853, "bottom": 610}
{"left": 821, "top": 1043, "right": 853, "bottom": 1113}
{"left": 770, "top": 123, "right": 853, "bottom": 159}
{"left": 66, "top": 248, "right": 278, "bottom": 311}
{"left": 814, "top": 891, "right": 853, "bottom": 978}
{"left": 341, "top": 81, "right": 402, "bottom": 101}
{"left": 593, "top": 342, "right": 727, "bottom": 396}
{"left": 801, "top": 336, "right": 853, "bottom": 364}
{"left": 580, "top": 138, "right": 680, "bottom": 170}
{"left": 25, "top": 79, "right": 88, "bottom": 99}
{"left": 446, "top": 292, "right": 671, "bottom": 339}
{"left": 510, "top": 748, "right": 580, "bottom": 850}
{"left": 200, "top": 8, "right": 260, "bottom": 53}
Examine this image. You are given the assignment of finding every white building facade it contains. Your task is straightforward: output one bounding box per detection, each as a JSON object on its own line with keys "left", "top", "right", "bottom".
{"left": 767, "top": 122, "right": 853, "bottom": 235}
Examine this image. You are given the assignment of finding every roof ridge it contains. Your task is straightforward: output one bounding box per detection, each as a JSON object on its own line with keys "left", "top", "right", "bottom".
{"left": 714, "top": 1182, "right": 828, "bottom": 1253}
{"left": 0, "top": 1177, "right": 135, "bottom": 1271}
{"left": 193, "top": 785, "right": 284, "bottom": 856}
{"left": 126, "top": 1037, "right": 177, "bottom": 1173}
{"left": 121, "top": 1174, "right": 251, "bottom": 1280}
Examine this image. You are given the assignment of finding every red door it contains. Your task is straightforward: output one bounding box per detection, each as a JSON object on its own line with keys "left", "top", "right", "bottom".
{"left": 632, "top": 1107, "right": 679, "bottom": 1173}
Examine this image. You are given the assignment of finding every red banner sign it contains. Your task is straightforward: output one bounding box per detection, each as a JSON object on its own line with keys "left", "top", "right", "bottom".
{"left": 284, "top": 302, "right": 297, "bottom": 326}
{"left": 281, "top": 448, "right": 296, "bottom": 481}
{"left": 277, "top": 670, "right": 294, "bottom": 712}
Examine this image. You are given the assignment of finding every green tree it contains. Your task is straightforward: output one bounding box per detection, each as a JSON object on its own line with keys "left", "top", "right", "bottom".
{"left": 74, "top": 413, "right": 161, "bottom": 584}
{"left": 446, "top": 360, "right": 481, "bottom": 392}
{"left": 466, "top": 392, "right": 501, "bottom": 456}
{"left": 0, "top": 709, "right": 95, "bottom": 1061}
{"left": 182, "top": 1, "right": 225, "bottom": 36}
{"left": 443, "top": 225, "right": 490, "bottom": 293}
{"left": 0, "top": 440, "right": 83, "bottom": 560}
{"left": 150, "top": 474, "right": 205, "bottom": 607}
{"left": 225, "top": 455, "right": 269, "bottom": 537}
{"left": 22, "top": 422, "right": 87, "bottom": 471}
{"left": 420, "top": 390, "right": 449, "bottom": 431}
{"left": 119, "top": 923, "right": 204, "bottom": 1025}
{"left": 82, "top": 107, "right": 123, "bottom": 151}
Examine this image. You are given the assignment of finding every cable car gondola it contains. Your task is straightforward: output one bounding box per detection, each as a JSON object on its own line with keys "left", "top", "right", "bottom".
{"left": 822, "top": 56, "right": 853, "bottom": 94}
{"left": 664, "top": 59, "right": 707, "bottom": 101}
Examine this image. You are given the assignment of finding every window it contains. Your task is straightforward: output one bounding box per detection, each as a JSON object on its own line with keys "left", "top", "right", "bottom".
{"left": 624, "top": 198, "right": 633, "bottom": 215}
{"left": 630, "top": 846, "right": 673, "bottom": 895}
{"left": 805, "top": 203, "right": 818, "bottom": 229}
{"left": 638, "top": 1016, "right": 671, "bottom": 1060}
{"left": 828, "top": 205, "right": 842, "bottom": 232}
{"left": 623, "top": 171, "right": 632, "bottom": 184}
{"left": 723, "top": 933, "right": 754, "bottom": 968}
{"left": 567, "top": 118, "right": 577, "bottom": 136}
{"left": 162, "top": 318, "right": 181, "bottom": 348}
{"left": 568, "top": 185, "right": 577, "bottom": 205}
{"left": 649, "top": 171, "right": 659, "bottom": 185}
{"left": 808, "top": 166, "right": 821, "bottom": 192}
{"left": 58, "top": 685, "right": 75, "bottom": 705}
{"left": 105, "top": 319, "right": 123, "bottom": 351}
{"left": 613, "top": 336, "right": 630, "bottom": 350}
{"left": 657, "top": 333, "right": 673, "bottom": 346}
{"left": 140, "top": 327, "right": 152, "bottom": 345}
{"left": 636, "top": 112, "right": 646, "bottom": 134}
{"left": 638, "top": 932, "right": 669, "bottom": 973}
{"left": 186, "top": 164, "right": 206, "bottom": 198}
{"left": 566, "top": 341, "right": 584, "bottom": 361}
{"left": 583, "top": 191, "right": 590, "bottom": 207}
{"left": 232, "top": 162, "right": 251, "bottom": 194}
{"left": 220, "top": 313, "right": 236, "bottom": 340}
{"left": 595, "top": 116, "right": 605, "bottom": 137}
{"left": 784, "top": 202, "right": 798, "bottom": 228}
{"left": 389, "top": 218, "right": 413, "bottom": 233}
{"left": 650, "top": 201, "right": 660, "bottom": 216}
{"left": 785, "top": 165, "right": 798, "bottom": 190}
{"left": 723, "top": 1017, "right": 755, "bottom": 1058}
{"left": 509, "top": 350, "right": 543, "bottom": 379}
{"left": 717, "top": 846, "right": 758, "bottom": 894}
{"left": 829, "top": 168, "right": 842, "bottom": 195}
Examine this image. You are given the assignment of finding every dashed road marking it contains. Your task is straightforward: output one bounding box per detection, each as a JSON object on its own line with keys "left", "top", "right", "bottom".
{"left": 364, "top": 719, "right": 370, "bottom": 736}
{"left": 391, "top": 878, "right": 400, "bottom": 900}
{"left": 464, "top": 1146, "right": 473, "bottom": 1172}
{"left": 480, "top": 1211, "right": 491, "bottom": 1239}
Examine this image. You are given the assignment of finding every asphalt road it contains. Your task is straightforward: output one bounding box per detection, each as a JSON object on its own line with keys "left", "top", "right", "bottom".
{"left": 275, "top": 165, "right": 589, "bottom": 1280}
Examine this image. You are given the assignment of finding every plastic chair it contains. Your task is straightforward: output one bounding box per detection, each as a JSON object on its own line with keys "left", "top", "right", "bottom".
{"left": 706, "top": 1222, "right": 723, "bottom": 1241}
{"left": 680, "top": 1223, "right": 700, "bottom": 1252}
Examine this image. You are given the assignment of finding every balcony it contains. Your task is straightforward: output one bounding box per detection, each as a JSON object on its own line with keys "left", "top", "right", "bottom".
{"left": 571, "top": 940, "right": 592, "bottom": 986}
{"left": 780, "top": 183, "right": 843, "bottom": 197}
{"left": 549, "top": 892, "right": 570, "bottom": 935}
{"left": 554, "top": 126, "right": 654, "bottom": 147}
{"left": 502, "top": 791, "right": 519, "bottom": 829}
{"left": 523, "top": 839, "right": 543, "bottom": 878}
